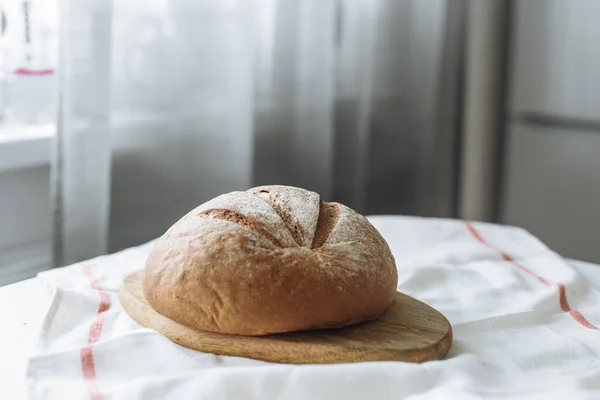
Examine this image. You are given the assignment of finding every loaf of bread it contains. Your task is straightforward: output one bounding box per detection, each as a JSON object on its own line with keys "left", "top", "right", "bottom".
{"left": 143, "top": 185, "right": 397, "bottom": 336}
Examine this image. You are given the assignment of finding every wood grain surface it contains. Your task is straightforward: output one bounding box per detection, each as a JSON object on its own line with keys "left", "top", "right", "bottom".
{"left": 119, "top": 270, "right": 452, "bottom": 364}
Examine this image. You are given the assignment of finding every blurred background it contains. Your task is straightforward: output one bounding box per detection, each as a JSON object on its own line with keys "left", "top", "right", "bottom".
{"left": 0, "top": 0, "right": 599, "bottom": 285}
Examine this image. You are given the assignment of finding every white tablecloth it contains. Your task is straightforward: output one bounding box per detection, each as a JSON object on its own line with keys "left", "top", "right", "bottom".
{"left": 12, "top": 217, "right": 600, "bottom": 399}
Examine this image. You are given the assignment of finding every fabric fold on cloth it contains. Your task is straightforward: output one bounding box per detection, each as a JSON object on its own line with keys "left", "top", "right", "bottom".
{"left": 27, "top": 217, "right": 600, "bottom": 399}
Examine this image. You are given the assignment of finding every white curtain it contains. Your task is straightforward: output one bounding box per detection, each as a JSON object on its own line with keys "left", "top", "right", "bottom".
{"left": 52, "top": 0, "right": 464, "bottom": 266}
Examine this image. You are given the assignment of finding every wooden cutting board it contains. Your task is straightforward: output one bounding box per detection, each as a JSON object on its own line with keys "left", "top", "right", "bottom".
{"left": 120, "top": 270, "right": 452, "bottom": 364}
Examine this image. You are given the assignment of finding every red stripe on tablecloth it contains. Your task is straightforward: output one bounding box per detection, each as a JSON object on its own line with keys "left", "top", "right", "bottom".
{"left": 80, "top": 347, "right": 103, "bottom": 400}
{"left": 465, "top": 221, "right": 598, "bottom": 330}
{"left": 81, "top": 265, "right": 110, "bottom": 400}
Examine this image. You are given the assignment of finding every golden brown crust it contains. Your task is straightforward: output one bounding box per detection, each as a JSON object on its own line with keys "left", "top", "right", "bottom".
{"left": 143, "top": 185, "right": 398, "bottom": 336}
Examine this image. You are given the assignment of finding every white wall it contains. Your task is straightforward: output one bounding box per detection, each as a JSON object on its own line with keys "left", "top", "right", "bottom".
{"left": 0, "top": 166, "right": 52, "bottom": 285}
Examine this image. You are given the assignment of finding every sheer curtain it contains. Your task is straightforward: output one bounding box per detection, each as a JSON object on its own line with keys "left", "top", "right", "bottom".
{"left": 52, "top": 0, "right": 464, "bottom": 266}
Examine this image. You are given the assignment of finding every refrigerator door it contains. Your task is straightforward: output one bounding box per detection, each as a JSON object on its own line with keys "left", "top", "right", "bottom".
{"left": 510, "top": 0, "right": 600, "bottom": 121}
{"left": 501, "top": 124, "right": 600, "bottom": 263}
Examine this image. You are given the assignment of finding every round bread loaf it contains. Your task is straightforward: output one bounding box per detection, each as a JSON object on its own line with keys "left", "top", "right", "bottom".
{"left": 143, "top": 185, "right": 398, "bottom": 336}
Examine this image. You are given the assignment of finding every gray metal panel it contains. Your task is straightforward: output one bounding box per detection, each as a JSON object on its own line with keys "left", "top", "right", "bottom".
{"left": 254, "top": 0, "right": 464, "bottom": 217}
{"left": 501, "top": 124, "right": 600, "bottom": 263}
{"left": 510, "top": 0, "right": 600, "bottom": 120}
{"left": 341, "top": 0, "right": 464, "bottom": 217}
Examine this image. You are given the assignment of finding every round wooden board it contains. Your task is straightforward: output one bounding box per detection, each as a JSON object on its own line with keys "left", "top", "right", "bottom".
{"left": 119, "top": 270, "right": 452, "bottom": 364}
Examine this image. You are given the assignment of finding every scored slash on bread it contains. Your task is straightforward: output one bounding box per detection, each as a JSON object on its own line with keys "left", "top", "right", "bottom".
{"left": 200, "top": 208, "right": 285, "bottom": 248}
{"left": 252, "top": 188, "right": 309, "bottom": 247}
{"left": 311, "top": 201, "right": 341, "bottom": 249}
{"left": 200, "top": 192, "right": 341, "bottom": 250}
{"left": 143, "top": 185, "right": 398, "bottom": 336}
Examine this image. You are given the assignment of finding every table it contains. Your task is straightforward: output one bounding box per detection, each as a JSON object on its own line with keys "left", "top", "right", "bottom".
{"left": 1, "top": 259, "right": 599, "bottom": 400}
{"left": 0, "top": 278, "right": 49, "bottom": 399}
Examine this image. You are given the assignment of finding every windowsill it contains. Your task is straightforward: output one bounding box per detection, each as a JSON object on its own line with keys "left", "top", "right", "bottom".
{"left": 0, "top": 124, "right": 55, "bottom": 172}
{"left": 0, "top": 112, "right": 173, "bottom": 173}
